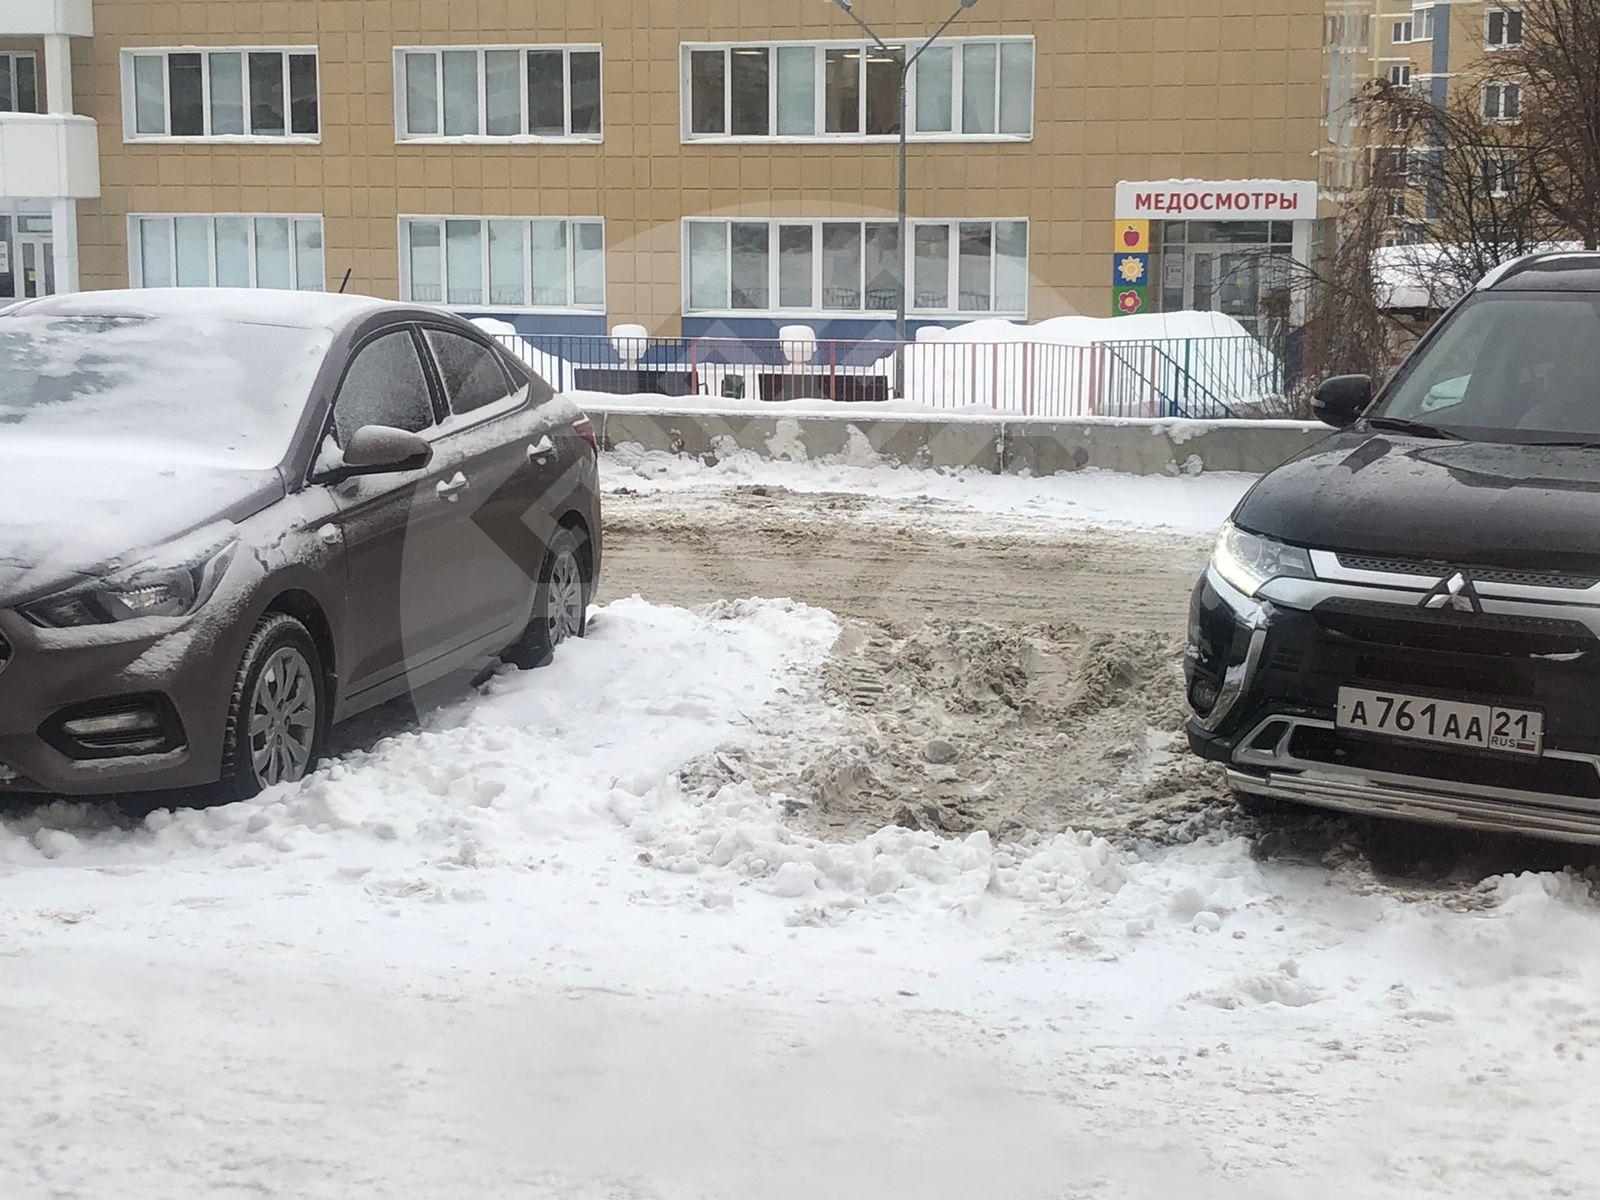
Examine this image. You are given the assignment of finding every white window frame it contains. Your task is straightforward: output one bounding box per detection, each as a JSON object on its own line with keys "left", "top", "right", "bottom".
{"left": 1483, "top": 81, "right": 1524, "bottom": 122}
{"left": 679, "top": 37, "right": 1035, "bottom": 144}
{"left": 126, "top": 213, "right": 326, "bottom": 290}
{"left": 392, "top": 45, "right": 604, "bottom": 144}
{"left": 1485, "top": 8, "right": 1524, "bottom": 50}
{"left": 1393, "top": 18, "right": 1414, "bottom": 43}
{"left": 0, "top": 52, "right": 39, "bottom": 113}
{"left": 397, "top": 216, "right": 607, "bottom": 313}
{"left": 1386, "top": 63, "right": 1413, "bottom": 87}
{"left": 1412, "top": 6, "right": 1436, "bottom": 41}
{"left": 119, "top": 47, "right": 321, "bottom": 144}
{"left": 680, "top": 217, "right": 1029, "bottom": 319}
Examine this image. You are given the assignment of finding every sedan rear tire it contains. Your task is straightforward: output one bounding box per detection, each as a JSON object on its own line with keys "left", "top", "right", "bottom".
{"left": 505, "top": 527, "right": 590, "bottom": 670}
{"left": 219, "top": 613, "right": 327, "bottom": 801}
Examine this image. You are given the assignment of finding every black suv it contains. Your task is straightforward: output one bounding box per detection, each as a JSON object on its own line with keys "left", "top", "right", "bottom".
{"left": 1187, "top": 252, "right": 1600, "bottom": 846}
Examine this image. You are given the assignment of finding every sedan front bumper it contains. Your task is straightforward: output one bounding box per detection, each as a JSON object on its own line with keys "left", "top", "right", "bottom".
{"left": 0, "top": 605, "right": 241, "bottom": 796}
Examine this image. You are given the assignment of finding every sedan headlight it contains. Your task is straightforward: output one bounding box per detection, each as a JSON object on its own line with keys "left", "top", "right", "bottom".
{"left": 1210, "top": 521, "right": 1314, "bottom": 598}
{"left": 22, "top": 541, "right": 237, "bottom": 628}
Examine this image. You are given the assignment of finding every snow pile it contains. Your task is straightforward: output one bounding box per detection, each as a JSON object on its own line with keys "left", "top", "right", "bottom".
{"left": 0, "top": 598, "right": 839, "bottom": 871}
{"left": 603, "top": 442, "right": 1254, "bottom": 535}
{"left": 10, "top": 589, "right": 1600, "bottom": 1194}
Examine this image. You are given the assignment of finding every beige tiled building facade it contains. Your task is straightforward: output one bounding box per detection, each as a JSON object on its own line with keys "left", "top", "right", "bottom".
{"left": 5, "top": 0, "right": 1347, "bottom": 340}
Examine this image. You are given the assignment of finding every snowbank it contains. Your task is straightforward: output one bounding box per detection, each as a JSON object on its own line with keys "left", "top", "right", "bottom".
{"left": 6, "top": 593, "right": 1600, "bottom": 1195}
{"left": 602, "top": 444, "right": 1255, "bottom": 535}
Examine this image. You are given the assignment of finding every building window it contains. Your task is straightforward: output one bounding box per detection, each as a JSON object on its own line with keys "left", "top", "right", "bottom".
{"left": 1393, "top": 19, "right": 1414, "bottom": 43}
{"left": 1483, "top": 157, "right": 1518, "bottom": 198}
{"left": 395, "top": 46, "right": 602, "bottom": 141}
{"left": 681, "top": 38, "right": 1033, "bottom": 141}
{"left": 121, "top": 48, "right": 319, "bottom": 141}
{"left": 1487, "top": 9, "right": 1524, "bottom": 48}
{"left": 399, "top": 217, "right": 605, "bottom": 310}
{"left": 683, "top": 218, "right": 1028, "bottom": 316}
{"left": 1387, "top": 64, "right": 1412, "bottom": 87}
{"left": 1386, "top": 192, "right": 1409, "bottom": 218}
{"left": 128, "top": 214, "right": 325, "bottom": 290}
{"left": 1483, "top": 82, "right": 1523, "bottom": 121}
{"left": 0, "top": 53, "right": 39, "bottom": 113}
{"left": 1412, "top": 7, "right": 1436, "bottom": 40}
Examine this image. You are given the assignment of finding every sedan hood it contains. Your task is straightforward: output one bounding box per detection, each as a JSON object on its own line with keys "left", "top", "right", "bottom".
{"left": 1236, "top": 430, "right": 1600, "bottom": 576}
{"left": 0, "top": 442, "right": 285, "bottom": 603}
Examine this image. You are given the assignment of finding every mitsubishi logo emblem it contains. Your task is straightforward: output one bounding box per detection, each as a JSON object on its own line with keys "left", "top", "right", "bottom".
{"left": 1421, "top": 570, "right": 1483, "bottom": 614}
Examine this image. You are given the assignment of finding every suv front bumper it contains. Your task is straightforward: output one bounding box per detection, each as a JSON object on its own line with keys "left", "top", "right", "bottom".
{"left": 1185, "top": 559, "right": 1600, "bottom": 846}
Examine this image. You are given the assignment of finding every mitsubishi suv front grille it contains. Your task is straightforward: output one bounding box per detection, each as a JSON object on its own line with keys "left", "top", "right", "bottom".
{"left": 1335, "top": 554, "right": 1600, "bottom": 590}
{"left": 1311, "top": 598, "right": 1597, "bottom": 660}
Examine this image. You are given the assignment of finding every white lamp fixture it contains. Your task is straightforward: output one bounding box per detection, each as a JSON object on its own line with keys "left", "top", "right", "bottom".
{"left": 780, "top": 324, "right": 817, "bottom": 365}
{"left": 610, "top": 324, "right": 648, "bottom": 366}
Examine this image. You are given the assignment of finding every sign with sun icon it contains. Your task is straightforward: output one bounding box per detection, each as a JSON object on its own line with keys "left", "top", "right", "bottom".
{"left": 1113, "top": 253, "right": 1149, "bottom": 286}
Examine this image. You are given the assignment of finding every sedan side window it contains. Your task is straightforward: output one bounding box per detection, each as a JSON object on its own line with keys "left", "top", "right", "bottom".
{"left": 332, "top": 331, "right": 436, "bottom": 446}
{"left": 425, "top": 329, "right": 517, "bottom": 417}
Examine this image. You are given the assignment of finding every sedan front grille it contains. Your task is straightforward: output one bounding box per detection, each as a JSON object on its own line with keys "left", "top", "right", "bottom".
{"left": 1336, "top": 554, "right": 1600, "bottom": 591}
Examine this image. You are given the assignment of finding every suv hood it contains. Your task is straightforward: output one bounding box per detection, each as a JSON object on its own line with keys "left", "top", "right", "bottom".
{"left": 1236, "top": 429, "right": 1600, "bottom": 577}
{"left": 0, "top": 442, "right": 285, "bottom": 604}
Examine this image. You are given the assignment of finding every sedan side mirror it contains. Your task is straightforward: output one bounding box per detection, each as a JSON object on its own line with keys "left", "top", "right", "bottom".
{"left": 322, "top": 425, "right": 433, "bottom": 483}
{"left": 1312, "top": 375, "right": 1374, "bottom": 429}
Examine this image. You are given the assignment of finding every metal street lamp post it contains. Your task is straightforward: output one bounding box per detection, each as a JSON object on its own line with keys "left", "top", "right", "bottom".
{"left": 829, "top": 0, "right": 980, "bottom": 388}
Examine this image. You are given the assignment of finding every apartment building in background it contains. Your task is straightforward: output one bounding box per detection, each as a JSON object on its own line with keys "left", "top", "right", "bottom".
{"left": 1320, "top": 1, "right": 1527, "bottom": 244}
{"left": 2, "top": 0, "right": 1337, "bottom": 341}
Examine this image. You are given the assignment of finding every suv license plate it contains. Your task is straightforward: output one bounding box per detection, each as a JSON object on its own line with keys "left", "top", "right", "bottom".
{"left": 1337, "top": 687, "right": 1544, "bottom": 757}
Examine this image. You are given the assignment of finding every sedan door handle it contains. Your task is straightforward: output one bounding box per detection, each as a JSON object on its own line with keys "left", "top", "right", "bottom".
{"left": 436, "top": 471, "right": 469, "bottom": 502}
{"left": 528, "top": 435, "right": 556, "bottom": 462}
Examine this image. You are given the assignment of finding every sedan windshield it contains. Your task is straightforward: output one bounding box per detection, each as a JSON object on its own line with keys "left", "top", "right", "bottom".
{"left": 0, "top": 313, "right": 333, "bottom": 468}
{"left": 1374, "top": 291, "right": 1600, "bottom": 444}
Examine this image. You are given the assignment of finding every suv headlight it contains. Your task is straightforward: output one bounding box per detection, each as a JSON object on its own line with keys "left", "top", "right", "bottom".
{"left": 1210, "top": 521, "right": 1314, "bottom": 598}
{"left": 22, "top": 540, "right": 237, "bottom": 628}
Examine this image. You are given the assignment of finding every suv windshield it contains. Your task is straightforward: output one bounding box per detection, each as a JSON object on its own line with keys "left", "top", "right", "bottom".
{"left": 1374, "top": 291, "right": 1600, "bottom": 444}
{"left": 0, "top": 313, "right": 333, "bottom": 468}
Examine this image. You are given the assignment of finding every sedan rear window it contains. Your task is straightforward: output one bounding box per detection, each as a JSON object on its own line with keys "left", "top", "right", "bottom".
{"left": 0, "top": 313, "right": 331, "bottom": 468}
{"left": 425, "top": 328, "right": 517, "bottom": 417}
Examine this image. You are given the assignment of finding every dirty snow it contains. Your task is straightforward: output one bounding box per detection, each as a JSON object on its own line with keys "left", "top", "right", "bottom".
{"left": 602, "top": 442, "right": 1256, "bottom": 535}
{"left": 4, "top": 590, "right": 1600, "bottom": 1197}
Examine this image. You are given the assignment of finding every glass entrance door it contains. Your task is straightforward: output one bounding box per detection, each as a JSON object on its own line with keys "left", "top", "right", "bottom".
{"left": 18, "top": 236, "right": 54, "bottom": 298}
{"left": 1158, "top": 221, "right": 1295, "bottom": 333}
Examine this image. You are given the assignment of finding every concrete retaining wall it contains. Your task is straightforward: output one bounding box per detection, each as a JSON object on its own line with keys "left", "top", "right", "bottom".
{"left": 585, "top": 405, "right": 1329, "bottom": 477}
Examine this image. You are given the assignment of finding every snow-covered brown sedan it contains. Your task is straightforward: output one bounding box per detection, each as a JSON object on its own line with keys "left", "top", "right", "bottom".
{"left": 0, "top": 290, "right": 601, "bottom": 799}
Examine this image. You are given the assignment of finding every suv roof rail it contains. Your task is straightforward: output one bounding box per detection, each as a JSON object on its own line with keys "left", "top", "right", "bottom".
{"left": 1479, "top": 249, "right": 1600, "bottom": 291}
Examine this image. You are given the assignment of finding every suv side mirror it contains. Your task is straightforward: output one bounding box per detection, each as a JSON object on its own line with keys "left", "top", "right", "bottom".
{"left": 321, "top": 425, "right": 433, "bottom": 483}
{"left": 1312, "top": 375, "right": 1374, "bottom": 429}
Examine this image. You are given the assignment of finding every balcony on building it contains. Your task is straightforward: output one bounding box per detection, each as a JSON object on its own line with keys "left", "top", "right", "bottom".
{"left": 0, "top": 0, "right": 96, "bottom": 297}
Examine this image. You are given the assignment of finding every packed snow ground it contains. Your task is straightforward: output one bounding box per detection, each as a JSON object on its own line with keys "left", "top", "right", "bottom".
{"left": 4, "top": 592, "right": 1600, "bottom": 1197}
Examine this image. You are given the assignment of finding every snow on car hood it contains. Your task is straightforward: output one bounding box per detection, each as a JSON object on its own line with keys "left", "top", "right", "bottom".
{"left": 0, "top": 439, "right": 285, "bottom": 603}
